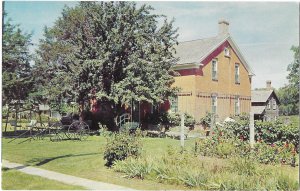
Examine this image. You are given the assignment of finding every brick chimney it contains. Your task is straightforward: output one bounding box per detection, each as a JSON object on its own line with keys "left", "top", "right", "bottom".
{"left": 218, "top": 19, "right": 229, "bottom": 36}
{"left": 266, "top": 80, "right": 272, "bottom": 90}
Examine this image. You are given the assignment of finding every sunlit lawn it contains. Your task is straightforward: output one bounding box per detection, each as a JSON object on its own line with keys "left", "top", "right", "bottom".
{"left": 2, "top": 135, "right": 195, "bottom": 190}
{"left": 2, "top": 168, "right": 85, "bottom": 190}
{"left": 2, "top": 134, "right": 299, "bottom": 189}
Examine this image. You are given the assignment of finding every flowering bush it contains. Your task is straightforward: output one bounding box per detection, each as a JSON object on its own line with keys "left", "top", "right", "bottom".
{"left": 221, "top": 117, "right": 299, "bottom": 151}
{"left": 195, "top": 123, "right": 298, "bottom": 166}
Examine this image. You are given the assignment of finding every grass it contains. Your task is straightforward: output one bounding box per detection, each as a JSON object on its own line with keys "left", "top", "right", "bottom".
{"left": 2, "top": 134, "right": 299, "bottom": 190}
{"left": 2, "top": 135, "right": 192, "bottom": 190}
{"left": 2, "top": 168, "right": 85, "bottom": 190}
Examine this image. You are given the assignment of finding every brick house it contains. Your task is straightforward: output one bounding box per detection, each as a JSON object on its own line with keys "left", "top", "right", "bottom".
{"left": 251, "top": 81, "right": 280, "bottom": 121}
{"left": 170, "top": 20, "right": 254, "bottom": 122}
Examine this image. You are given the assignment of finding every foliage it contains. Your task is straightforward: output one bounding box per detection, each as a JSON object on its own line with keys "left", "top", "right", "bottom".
{"left": 195, "top": 125, "right": 298, "bottom": 166}
{"left": 34, "top": 2, "right": 179, "bottom": 130}
{"left": 221, "top": 117, "right": 299, "bottom": 149}
{"left": 276, "top": 46, "right": 299, "bottom": 115}
{"left": 146, "top": 112, "right": 195, "bottom": 128}
{"left": 113, "top": 147, "right": 298, "bottom": 190}
{"left": 103, "top": 130, "right": 142, "bottom": 167}
{"left": 199, "top": 112, "right": 213, "bottom": 128}
{"left": 2, "top": 12, "right": 33, "bottom": 105}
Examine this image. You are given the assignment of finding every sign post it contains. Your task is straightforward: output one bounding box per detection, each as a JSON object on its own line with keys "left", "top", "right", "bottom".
{"left": 249, "top": 111, "right": 255, "bottom": 148}
{"left": 180, "top": 113, "right": 185, "bottom": 148}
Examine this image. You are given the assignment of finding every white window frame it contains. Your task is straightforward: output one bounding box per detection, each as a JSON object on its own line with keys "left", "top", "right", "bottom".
{"left": 234, "top": 96, "right": 240, "bottom": 115}
{"left": 211, "top": 94, "right": 217, "bottom": 114}
{"left": 212, "top": 59, "right": 218, "bottom": 81}
{"left": 267, "top": 100, "right": 271, "bottom": 109}
{"left": 224, "top": 47, "right": 230, "bottom": 57}
{"left": 170, "top": 96, "right": 178, "bottom": 113}
{"left": 272, "top": 99, "right": 277, "bottom": 110}
{"left": 235, "top": 63, "right": 240, "bottom": 84}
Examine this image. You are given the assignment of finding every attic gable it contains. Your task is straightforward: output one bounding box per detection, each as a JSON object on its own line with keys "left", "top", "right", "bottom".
{"left": 173, "top": 34, "right": 254, "bottom": 76}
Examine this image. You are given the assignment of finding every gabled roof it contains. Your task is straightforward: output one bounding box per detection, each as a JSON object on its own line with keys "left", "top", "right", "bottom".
{"left": 174, "top": 34, "right": 255, "bottom": 76}
{"left": 174, "top": 35, "right": 225, "bottom": 65}
{"left": 251, "top": 90, "right": 280, "bottom": 103}
{"left": 251, "top": 106, "right": 266, "bottom": 115}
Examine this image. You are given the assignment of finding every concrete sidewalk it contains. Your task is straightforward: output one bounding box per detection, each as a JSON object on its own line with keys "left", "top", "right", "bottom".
{"left": 2, "top": 160, "right": 136, "bottom": 190}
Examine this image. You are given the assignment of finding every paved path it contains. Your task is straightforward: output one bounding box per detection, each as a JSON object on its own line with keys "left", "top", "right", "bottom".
{"left": 2, "top": 160, "right": 135, "bottom": 190}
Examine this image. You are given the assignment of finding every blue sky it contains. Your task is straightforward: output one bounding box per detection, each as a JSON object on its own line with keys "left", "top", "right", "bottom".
{"left": 4, "top": 1, "right": 299, "bottom": 89}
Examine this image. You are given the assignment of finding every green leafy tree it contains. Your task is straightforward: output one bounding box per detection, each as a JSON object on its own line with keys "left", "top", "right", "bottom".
{"left": 277, "top": 46, "right": 299, "bottom": 115}
{"left": 34, "top": 2, "right": 179, "bottom": 130}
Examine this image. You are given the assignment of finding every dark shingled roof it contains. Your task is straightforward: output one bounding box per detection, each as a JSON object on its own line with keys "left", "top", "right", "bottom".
{"left": 251, "top": 90, "right": 273, "bottom": 103}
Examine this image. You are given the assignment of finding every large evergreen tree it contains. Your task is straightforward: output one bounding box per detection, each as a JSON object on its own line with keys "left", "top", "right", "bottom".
{"left": 2, "top": 12, "right": 33, "bottom": 106}
{"left": 34, "top": 2, "right": 179, "bottom": 130}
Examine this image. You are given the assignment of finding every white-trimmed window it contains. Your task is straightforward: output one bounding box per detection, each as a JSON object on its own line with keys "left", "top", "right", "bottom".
{"left": 235, "top": 63, "right": 240, "bottom": 84}
{"left": 234, "top": 96, "right": 240, "bottom": 115}
{"left": 170, "top": 96, "right": 178, "bottom": 113}
{"left": 212, "top": 59, "right": 218, "bottom": 81}
{"left": 211, "top": 94, "right": 217, "bottom": 114}
{"left": 267, "top": 100, "right": 271, "bottom": 109}
{"left": 224, "top": 47, "right": 230, "bottom": 57}
{"left": 272, "top": 99, "right": 277, "bottom": 110}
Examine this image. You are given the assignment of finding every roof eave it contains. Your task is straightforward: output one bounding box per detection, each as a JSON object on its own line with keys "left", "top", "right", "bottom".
{"left": 172, "top": 62, "right": 202, "bottom": 70}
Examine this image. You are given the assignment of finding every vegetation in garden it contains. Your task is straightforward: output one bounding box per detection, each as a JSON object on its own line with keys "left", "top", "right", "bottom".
{"left": 113, "top": 147, "right": 298, "bottom": 190}
{"left": 191, "top": 114, "right": 299, "bottom": 167}
{"left": 199, "top": 112, "right": 214, "bottom": 128}
{"left": 103, "top": 129, "right": 142, "bottom": 167}
{"left": 221, "top": 115, "right": 299, "bottom": 149}
{"left": 144, "top": 112, "right": 196, "bottom": 130}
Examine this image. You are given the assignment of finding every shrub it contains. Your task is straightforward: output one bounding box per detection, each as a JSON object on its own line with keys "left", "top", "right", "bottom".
{"left": 199, "top": 112, "right": 213, "bottom": 128}
{"left": 103, "top": 130, "right": 142, "bottom": 167}
{"left": 184, "top": 113, "right": 196, "bottom": 128}
{"left": 146, "top": 112, "right": 195, "bottom": 128}
{"left": 113, "top": 147, "right": 298, "bottom": 190}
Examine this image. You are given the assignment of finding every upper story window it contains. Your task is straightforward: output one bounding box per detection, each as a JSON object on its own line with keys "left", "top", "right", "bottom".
{"left": 170, "top": 96, "right": 178, "bottom": 113}
{"left": 224, "top": 47, "right": 230, "bottom": 57}
{"left": 235, "top": 63, "right": 240, "bottom": 84}
{"left": 212, "top": 59, "right": 218, "bottom": 81}
{"left": 272, "top": 98, "right": 277, "bottom": 110}
{"left": 267, "top": 100, "right": 271, "bottom": 109}
{"left": 234, "top": 96, "right": 240, "bottom": 115}
{"left": 211, "top": 94, "right": 218, "bottom": 114}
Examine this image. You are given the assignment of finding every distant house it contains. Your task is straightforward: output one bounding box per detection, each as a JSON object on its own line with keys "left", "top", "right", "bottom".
{"left": 251, "top": 81, "right": 280, "bottom": 121}
{"left": 170, "top": 20, "right": 254, "bottom": 122}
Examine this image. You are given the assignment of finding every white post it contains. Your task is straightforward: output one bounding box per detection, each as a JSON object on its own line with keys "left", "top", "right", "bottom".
{"left": 249, "top": 111, "right": 255, "bottom": 148}
{"left": 180, "top": 113, "right": 185, "bottom": 148}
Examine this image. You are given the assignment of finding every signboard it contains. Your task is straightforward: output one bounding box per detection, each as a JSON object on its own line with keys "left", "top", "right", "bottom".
{"left": 39, "top": 104, "right": 50, "bottom": 111}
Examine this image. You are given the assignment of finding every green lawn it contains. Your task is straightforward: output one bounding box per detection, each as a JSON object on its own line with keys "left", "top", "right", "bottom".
{"left": 2, "top": 135, "right": 298, "bottom": 190}
{"left": 2, "top": 135, "right": 194, "bottom": 190}
{"left": 2, "top": 168, "right": 85, "bottom": 190}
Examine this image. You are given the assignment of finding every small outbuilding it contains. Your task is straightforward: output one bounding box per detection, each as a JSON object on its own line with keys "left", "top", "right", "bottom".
{"left": 251, "top": 81, "right": 280, "bottom": 121}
